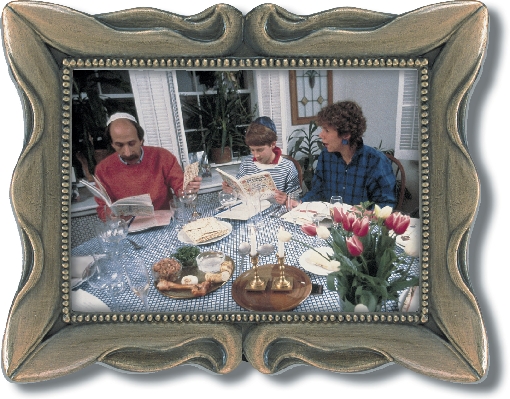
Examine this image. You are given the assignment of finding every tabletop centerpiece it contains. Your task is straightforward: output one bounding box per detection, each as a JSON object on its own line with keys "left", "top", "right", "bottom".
{"left": 296, "top": 201, "right": 419, "bottom": 312}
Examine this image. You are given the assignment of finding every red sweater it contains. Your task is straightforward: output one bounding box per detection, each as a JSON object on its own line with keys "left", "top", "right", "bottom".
{"left": 94, "top": 146, "right": 183, "bottom": 219}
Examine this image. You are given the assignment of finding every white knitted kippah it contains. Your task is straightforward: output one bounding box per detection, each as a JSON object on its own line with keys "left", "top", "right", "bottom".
{"left": 106, "top": 112, "right": 137, "bottom": 126}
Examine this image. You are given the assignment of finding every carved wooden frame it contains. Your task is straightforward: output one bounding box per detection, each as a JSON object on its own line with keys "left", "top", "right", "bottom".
{"left": 1, "top": 1, "right": 488, "bottom": 382}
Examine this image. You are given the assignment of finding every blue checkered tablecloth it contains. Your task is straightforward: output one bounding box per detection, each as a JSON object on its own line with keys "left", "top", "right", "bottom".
{"left": 71, "top": 192, "right": 420, "bottom": 313}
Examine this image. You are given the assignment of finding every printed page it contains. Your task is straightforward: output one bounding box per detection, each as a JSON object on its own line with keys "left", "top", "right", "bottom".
{"left": 112, "top": 194, "right": 154, "bottom": 217}
{"left": 80, "top": 178, "right": 112, "bottom": 207}
{"left": 238, "top": 172, "right": 277, "bottom": 200}
{"left": 215, "top": 168, "right": 247, "bottom": 198}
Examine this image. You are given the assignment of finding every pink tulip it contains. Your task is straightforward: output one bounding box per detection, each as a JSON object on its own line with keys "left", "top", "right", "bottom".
{"left": 301, "top": 223, "right": 317, "bottom": 236}
{"left": 346, "top": 235, "right": 363, "bottom": 257}
{"left": 385, "top": 212, "right": 411, "bottom": 235}
{"left": 384, "top": 212, "right": 396, "bottom": 230}
{"left": 392, "top": 213, "right": 411, "bottom": 235}
{"left": 332, "top": 207, "right": 344, "bottom": 225}
{"left": 352, "top": 216, "right": 370, "bottom": 237}
{"left": 342, "top": 211, "right": 357, "bottom": 232}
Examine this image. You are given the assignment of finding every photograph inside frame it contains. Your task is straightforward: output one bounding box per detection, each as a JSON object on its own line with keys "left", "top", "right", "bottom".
{"left": 69, "top": 66, "right": 422, "bottom": 315}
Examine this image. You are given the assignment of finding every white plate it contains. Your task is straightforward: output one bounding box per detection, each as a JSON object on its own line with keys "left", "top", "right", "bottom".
{"left": 70, "top": 255, "right": 94, "bottom": 289}
{"left": 177, "top": 220, "right": 232, "bottom": 245}
{"left": 71, "top": 289, "right": 111, "bottom": 312}
{"left": 299, "top": 247, "right": 335, "bottom": 276}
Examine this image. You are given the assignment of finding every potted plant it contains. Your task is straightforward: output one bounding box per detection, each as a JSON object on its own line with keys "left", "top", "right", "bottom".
{"left": 287, "top": 121, "right": 324, "bottom": 191}
{"left": 72, "top": 70, "right": 134, "bottom": 180}
{"left": 182, "top": 71, "right": 255, "bottom": 164}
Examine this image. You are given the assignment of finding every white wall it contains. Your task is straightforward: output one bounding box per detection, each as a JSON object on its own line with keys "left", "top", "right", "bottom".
{"left": 1, "top": 0, "right": 505, "bottom": 398}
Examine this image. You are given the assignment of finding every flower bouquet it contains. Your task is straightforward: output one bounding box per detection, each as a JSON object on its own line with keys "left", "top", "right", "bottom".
{"left": 297, "top": 202, "right": 419, "bottom": 312}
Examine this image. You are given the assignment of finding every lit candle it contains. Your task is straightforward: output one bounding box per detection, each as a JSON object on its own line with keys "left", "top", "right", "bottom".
{"left": 250, "top": 226, "right": 257, "bottom": 256}
{"left": 278, "top": 226, "right": 285, "bottom": 257}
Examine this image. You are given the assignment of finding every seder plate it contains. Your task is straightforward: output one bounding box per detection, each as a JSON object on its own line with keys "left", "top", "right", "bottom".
{"left": 154, "top": 255, "right": 235, "bottom": 299}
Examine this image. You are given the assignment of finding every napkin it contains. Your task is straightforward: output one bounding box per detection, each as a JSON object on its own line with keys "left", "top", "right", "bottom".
{"left": 281, "top": 201, "right": 335, "bottom": 226}
{"left": 128, "top": 209, "right": 173, "bottom": 233}
{"left": 70, "top": 255, "right": 94, "bottom": 288}
{"left": 216, "top": 200, "right": 271, "bottom": 220}
{"left": 71, "top": 289, "right": 111, "bottom": 312}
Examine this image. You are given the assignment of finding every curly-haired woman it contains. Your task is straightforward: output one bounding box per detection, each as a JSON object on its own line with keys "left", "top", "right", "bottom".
{"left": 301, "top": 101, "right": 396, "bottom": 208}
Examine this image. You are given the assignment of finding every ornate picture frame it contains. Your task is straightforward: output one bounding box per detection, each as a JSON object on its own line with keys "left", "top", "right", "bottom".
{"left": 1, "top": 0, "right": 488, "bottom": 383}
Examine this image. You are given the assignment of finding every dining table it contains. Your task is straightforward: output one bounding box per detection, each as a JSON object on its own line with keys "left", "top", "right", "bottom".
{"left": 70, "top": 191, "right": 420, "bottom": 314}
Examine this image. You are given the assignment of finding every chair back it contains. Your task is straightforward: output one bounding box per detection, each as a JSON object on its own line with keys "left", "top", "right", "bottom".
{"left": 281, "top": 154, "right": 304, "bottom": 190}
{"left": 385, "top": 153, "right": 406, "bottom": 211}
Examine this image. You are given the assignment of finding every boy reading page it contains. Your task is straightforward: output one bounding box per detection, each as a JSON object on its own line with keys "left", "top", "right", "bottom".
{"left": 221, "top": 116, "right": 301, "bottom": 205}
{"left": 216, "top": 168, "right": 277, "bottom": 200}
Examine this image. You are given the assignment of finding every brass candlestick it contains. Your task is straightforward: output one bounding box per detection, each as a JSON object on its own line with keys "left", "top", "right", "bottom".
{"left": 246, "top": 254, "right": 267, "bottom": 291}
{"left": 272, "top": 255, "right": 293, "bottom": 291}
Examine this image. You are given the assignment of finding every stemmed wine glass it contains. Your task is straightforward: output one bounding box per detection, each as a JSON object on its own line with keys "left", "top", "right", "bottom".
{"left": 218, "top": 189, "right": 237, "bottom": 213}
{"left": 330, "top": 195, "right": 343, "bottom": 228}
{"left": 87, "top": 253, "right": 125, "bottom": 312}
{"left": 122, "top": 256, "right": 151, "bottom": 312}
{"left": 286, "top": 191, "right": 301, "bottom": 232}
{"left": 95, "top": 215, "right": 129, "bottom": 258}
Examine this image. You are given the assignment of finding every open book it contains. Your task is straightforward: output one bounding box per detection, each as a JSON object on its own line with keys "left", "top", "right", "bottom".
{"left": 80, "top": 175, "right": 154, "bottom": 217}
{"left": 216, "top": 168, "right": 277, "bottom": 200}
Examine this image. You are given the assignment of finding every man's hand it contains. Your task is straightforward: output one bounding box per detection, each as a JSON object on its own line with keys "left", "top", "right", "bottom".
{"left": 185, "top": 176, "right": 202, "bottom": 193}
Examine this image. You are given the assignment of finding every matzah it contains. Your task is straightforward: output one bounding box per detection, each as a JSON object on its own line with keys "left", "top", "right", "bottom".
{"left": 182, "top": 217, "right": 229, "bottom": 244}
{"left": 183, "top": 162, "right": 199, "bottom": 191}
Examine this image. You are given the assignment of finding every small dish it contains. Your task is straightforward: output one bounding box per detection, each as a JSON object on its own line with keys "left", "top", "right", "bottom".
{"left": 196, "top": 251, "right": 225, "bottom": 273}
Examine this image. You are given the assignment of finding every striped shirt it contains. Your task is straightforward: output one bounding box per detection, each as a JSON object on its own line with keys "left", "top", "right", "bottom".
{"left": 236, "top": 156, "right": 301, "bottom": 194}
{"left": 301, "top": 145, "right": 396, "bottom": 208}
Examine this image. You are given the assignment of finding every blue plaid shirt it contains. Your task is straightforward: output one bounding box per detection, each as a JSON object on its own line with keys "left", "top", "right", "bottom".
{"left": 301, "top": 145, "right": 396, "bottom": 208}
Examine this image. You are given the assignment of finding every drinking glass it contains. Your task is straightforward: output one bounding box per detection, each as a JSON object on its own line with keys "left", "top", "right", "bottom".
{"left": 218, "top": 190, "right": 237, "bottom": 213}
{"left": 247, "top": 190, "right": 263, "bottom": 231}
{"left": 87, "top": 254, "right": 125, "bottom": 312}
{"left": 330, "top": 195, "right": 343, "bottom": 228}
{"left": 95, "top": 215, "right": 129, "bottom": 257}
{"left": 286, "top": 192, "right": 301, "bottom": 231}
{"left": 170, "top": 195, "right": 186, "bottom": 229}
{"left": 122, "top": 256, "right": 151, "bottom": 312}
{"left": 178, "top": 188, "right": 198, "bottom": 222}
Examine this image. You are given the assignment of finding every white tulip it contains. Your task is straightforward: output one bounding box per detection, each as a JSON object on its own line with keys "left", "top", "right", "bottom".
{"left": 354, "top": 304, "right": 369, "bottom": 312}
{"left": 316, "top": 226, "right": 331, "bottom": 240}
{"left": 374, "top": 204, "right": 393, "bottom": 220}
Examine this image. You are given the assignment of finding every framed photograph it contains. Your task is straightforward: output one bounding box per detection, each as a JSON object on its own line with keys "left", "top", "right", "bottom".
{"left": 1, "top": 0, "right": 488, "bottom": 384}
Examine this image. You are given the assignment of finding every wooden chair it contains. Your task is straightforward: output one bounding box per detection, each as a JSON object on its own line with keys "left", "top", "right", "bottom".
{"left": 282, "top": 154, "right": 304, "bottom": 190}
{"left": 385, "top": 153, "right": 406, "bottom": 211}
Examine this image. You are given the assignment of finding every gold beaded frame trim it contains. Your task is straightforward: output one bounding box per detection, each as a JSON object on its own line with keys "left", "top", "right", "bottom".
{"left": 61, "top": 57, "right": 429, "bottom": 326}
{"left": 2, "top": 1, "right": 486, "bottom": 383}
